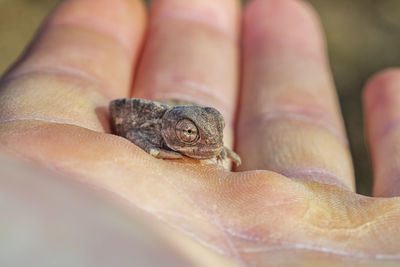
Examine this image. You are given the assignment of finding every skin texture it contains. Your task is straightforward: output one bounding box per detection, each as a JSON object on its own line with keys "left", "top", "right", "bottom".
{"left": 1, "top": 0, "right": 400, "bottom": 266}
{"left": 109, "top": 98, "right": 241, "bottom": 165}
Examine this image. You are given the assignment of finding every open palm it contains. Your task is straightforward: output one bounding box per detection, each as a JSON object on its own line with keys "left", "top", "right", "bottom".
{"left": 1, "top": 0, "right": 400, "bottom": 265}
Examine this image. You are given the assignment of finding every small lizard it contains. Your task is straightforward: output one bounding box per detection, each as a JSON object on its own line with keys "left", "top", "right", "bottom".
{"left": 109, "top": 98, "right": 241, "bottom": 166}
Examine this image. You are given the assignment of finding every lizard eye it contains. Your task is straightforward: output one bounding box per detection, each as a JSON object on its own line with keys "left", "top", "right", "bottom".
{"left": 175, "top": 119, "right": 199, "bottom": 143}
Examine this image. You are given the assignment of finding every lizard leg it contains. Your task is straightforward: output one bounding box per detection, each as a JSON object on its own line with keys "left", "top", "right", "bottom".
{"left": 220, "top": 147, "right": 242, "bottom": 166}
{"left": 216, "top": 147, "right": 227, "bottom": 164}
{"left": 149, "top": 148, "right": 183, "bottom": 159}
{"left": 126, "top": 130, "right": 183, "bottom": 159}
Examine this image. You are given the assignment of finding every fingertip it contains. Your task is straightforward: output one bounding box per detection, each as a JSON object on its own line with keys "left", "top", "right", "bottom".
{"left": 363, "top": 68, "right": 400, "bottom": 141}
{"left": 363, "top": 68, "right": 400, "bottom": 112}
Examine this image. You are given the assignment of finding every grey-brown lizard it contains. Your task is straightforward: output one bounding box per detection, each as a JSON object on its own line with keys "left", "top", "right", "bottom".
{"left": 109, "top": 98, "right": 241, "bottom": 166}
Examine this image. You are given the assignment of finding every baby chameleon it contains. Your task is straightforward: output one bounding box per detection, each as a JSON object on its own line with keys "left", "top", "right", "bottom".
{"left": 109, "top": 98, "right": 241, "bottom": 166}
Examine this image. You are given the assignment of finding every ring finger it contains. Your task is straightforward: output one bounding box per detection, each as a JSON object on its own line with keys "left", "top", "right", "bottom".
{"left": 236, "top": 0, "right": 355, "bottom": 190}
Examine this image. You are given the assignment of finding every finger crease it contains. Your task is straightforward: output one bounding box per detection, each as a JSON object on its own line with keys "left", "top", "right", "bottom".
{"left": 277, "top": 168, "right": 351, "bottom": 191}
{"left": 151, "top": 10, "right": 236, "bottom": 40}
{"left": 374, "top": 119, "right": 400, "bottom": 141}
{"left": 2, "top": 65, "right": 114, "bottom": 100}
{"left": 48, "top": 22, "right": 135, "bottom": 55}
{"left": 239, "top": 107, "right": 347, "bottom": 145}
{"left": 146, "top": 88, "right": 234, "bottom": 124}
{"left": 0, "top": 118, "right": 97, "bottom": 132}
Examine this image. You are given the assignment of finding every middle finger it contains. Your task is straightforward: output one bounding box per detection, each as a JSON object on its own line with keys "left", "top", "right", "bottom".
{"left": 132, "top": 0, "right": 240, "bottom": 148}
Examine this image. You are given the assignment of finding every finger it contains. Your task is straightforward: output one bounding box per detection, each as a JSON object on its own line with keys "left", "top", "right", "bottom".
{"left": 237, "top": 0, "right": 354, "bottom": 190}
{"left": 132, "top": 0, "right": 240, "bottom": 148}
{"left": 0, "top": 0, "right": 146, "bottom": 132}
{"left": 364, "top": 69, "right": 400, "bottom": 197}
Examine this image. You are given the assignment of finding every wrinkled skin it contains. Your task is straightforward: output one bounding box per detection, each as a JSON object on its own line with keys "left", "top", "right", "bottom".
{"left": 1, "top": 0, "right": 400, "bottom": 266}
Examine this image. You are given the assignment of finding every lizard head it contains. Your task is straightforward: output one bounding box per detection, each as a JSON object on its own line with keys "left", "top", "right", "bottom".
{"left": 161, "top": 105, "right": 225, "bottom": 159}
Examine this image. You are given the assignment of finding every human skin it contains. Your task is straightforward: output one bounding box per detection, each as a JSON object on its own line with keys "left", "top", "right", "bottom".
{"left": 0, "top": 0, "right": 400, "bottom": 266}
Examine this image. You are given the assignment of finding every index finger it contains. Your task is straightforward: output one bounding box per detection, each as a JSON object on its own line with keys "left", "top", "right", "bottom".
{"left": 0, "top": 0, "right": 146, "bottom": 132}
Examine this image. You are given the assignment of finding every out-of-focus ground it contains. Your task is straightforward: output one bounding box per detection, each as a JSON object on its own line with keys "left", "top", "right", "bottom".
{"left": 1, "top": 0, "right": 400, "bottom": 195}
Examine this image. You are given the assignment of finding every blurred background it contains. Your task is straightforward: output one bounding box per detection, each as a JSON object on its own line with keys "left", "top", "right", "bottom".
{"left": 1, "top": 0, "right": 400, "bottom": 195}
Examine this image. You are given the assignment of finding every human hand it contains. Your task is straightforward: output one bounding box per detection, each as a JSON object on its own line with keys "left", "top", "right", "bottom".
{"left": 1, "top": 0, "right": 399, "bottom": 265}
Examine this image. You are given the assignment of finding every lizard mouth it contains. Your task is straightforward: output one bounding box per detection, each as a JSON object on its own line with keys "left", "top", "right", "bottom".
{"left": 180, "top": 146, "right": 223, "bottom": 159}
